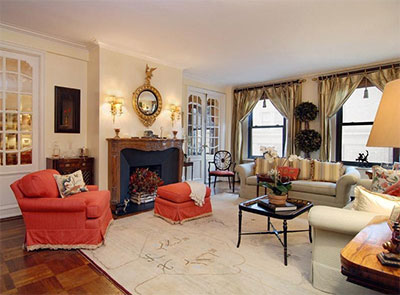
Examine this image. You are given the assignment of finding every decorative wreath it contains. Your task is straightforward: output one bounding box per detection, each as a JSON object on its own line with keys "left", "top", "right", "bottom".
{"left": 294, "top": 102, "right": 318, "bottom": 122}
{"left": 295, "top": 129, "right": 321, "bottom": 153}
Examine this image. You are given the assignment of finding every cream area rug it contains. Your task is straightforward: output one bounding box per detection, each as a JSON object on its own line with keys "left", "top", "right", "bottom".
{"left": 82, "top": 193, "right": 324, "bottom": 295}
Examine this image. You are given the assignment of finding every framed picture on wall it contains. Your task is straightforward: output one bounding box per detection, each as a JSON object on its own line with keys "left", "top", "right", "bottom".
{"left": 54, "top": 86, "right": 80, "bottom": 133}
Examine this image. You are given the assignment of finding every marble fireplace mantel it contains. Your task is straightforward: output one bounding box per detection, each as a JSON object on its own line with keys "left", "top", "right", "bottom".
{"left": 107, "top": 137, "right": 184, "bottom": 205}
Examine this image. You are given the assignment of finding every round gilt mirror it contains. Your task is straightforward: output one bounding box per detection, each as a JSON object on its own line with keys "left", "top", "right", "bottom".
{"left": 132, "top": 85, "right": 162, "bottom": 127}
{"left": 137, "top": 90, "right": 158, "bottom": 115}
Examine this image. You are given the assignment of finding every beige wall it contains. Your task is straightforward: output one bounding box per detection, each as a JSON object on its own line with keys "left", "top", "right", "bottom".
{"left": 87, "top": 45, "right": 100, "bottom": 184}
{"left": 45, "top": 53, "right": 88, "bottom": 157}
{"left": 96, "top": 46, "right": 183, "bottom": 189}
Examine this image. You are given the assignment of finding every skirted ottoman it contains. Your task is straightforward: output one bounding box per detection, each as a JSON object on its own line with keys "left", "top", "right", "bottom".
{"left": 154, "top": 182, "right": 212, "bottom": 224}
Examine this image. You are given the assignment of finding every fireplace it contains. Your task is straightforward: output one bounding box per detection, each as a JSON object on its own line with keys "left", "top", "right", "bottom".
{"left": 107, "top": 137, "right": 184, "bottom": 207}
{"left": 120, "top": 148, "right": 180, "bottom": 202}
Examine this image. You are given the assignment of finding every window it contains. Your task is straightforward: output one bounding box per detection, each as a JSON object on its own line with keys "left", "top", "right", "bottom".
{"left": 336, "top": 78, "right": 398, "bottom": 165}
{"left": 248, "top": 99, "right": 286, "bottom": 158}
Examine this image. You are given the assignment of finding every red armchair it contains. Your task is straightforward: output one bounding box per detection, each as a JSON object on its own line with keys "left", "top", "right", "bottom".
{"left": 10, "top": 169, "right": 113, "bottom": 251}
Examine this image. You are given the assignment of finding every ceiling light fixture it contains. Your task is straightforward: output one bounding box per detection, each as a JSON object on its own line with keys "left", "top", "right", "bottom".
{"left": 363, "top": 73, "right": 369, "bottom": 99}
{"left": 261, "top": 90, "right": 267, "bottom": 108}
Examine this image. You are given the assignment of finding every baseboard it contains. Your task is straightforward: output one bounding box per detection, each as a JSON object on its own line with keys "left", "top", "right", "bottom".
{"left": 0, "top": 214, "right": 23, "bottom": 222}
{"left": 0, "top": 204, "right": 21, "bottom": 219}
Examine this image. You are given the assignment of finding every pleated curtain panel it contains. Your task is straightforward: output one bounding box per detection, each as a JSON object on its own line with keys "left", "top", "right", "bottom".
{"left": 318, "top": 64, "right": 400, "bottom": 161}
{"left": 231, "top": 82, "right": 302, "bottom": 163}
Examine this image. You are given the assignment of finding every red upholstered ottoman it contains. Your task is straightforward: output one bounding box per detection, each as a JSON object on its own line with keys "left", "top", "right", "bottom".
{"left": 154, "top": 182, "right": 212, "bottom": 224}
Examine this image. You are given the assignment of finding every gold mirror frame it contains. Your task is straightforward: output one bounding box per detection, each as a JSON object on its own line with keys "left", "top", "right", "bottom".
{"left": 132, "top": 65, "right": 162, "bottom": 127}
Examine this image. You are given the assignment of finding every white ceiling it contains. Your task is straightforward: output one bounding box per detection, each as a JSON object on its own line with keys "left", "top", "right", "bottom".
{"left": 1, "top": 0, "right": 399, "bottom": 86}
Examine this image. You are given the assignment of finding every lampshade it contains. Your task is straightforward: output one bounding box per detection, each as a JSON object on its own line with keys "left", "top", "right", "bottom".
{"left": 366, "top": 79, "right": 400, "bottom": 148}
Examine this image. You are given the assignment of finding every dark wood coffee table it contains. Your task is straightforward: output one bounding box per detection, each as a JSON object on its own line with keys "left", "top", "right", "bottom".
{"left": 237, "top": 195, "right": 313, "bottom": 266}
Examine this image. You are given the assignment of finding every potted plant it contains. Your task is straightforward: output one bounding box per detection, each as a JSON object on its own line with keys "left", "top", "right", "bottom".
{"left": 260, "top": 169, "right": 292, "bottom": 205}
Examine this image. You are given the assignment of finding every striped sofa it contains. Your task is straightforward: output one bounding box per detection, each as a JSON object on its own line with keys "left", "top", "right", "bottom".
{"left": 236, "top": 161, "right": 360, "bottom": 208}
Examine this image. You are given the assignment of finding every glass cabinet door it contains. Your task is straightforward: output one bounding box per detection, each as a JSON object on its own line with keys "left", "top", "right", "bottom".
{"left": 0, "top": 54, "right": 35, "bottom": 167}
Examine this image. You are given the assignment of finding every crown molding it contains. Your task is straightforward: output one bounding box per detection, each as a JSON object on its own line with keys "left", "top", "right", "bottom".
{"left": 94, "top": 41, "right": 186, "bottom": 71}
{"left": 0, "top": 22, "right": 87, "bottom": 49}
{"left": 183, "top": 71, "right": 231, "bottom": 88}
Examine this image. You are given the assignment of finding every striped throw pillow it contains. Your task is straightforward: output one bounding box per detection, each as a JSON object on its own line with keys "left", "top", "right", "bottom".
{"left": 255, "top": 157, "right": 290, "bottom": 175}
{"left": 290, "top": 158, "right": 312, "bottom": 180}
{"left": 312, "top": 160, "right": 344, "bottom": 183}
{"left": 255, "top": 158, "right": 275, "bottom": 174}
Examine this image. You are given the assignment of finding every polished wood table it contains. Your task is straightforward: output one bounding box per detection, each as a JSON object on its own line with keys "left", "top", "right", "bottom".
{"left": 341, "top": 220, "right": 400, "bottom": 294}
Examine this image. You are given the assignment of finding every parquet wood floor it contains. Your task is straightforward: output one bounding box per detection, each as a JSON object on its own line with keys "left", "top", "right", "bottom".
{"left": 0, "top": 217, "right": 126, "bottom": 295}
{"left": 0, "top": 181, "right": 238, "bottom": 294}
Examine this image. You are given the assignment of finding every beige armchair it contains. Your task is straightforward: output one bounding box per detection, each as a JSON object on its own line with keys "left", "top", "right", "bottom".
{"left": 308, "top": 179, "right": 385, "bottom": 294}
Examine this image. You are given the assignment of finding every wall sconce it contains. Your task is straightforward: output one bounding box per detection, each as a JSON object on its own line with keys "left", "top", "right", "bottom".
{"left": 169, "top": 104, "right": 181, "bottom": 123}
{"left": 108, "top": 95, "right": 124, "bottom": 123}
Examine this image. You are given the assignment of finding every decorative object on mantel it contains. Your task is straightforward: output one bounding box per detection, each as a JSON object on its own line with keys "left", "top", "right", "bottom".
{"left": 132, "top": 64, "right": 162, "bottom": 127}
{"left": 143, "top": 130, "right": 153, "bottom": 137}
{"left": 294, "top": 102, "right": 321, "bottom": 158}
{"left": 54, "top": 86, "right": 80, "bottom": 133}
{"left": 114, "top": 128, "right": 120, "bottom": 138}
{"left": 107, "top": 95, "right": 124, "bottom": 123}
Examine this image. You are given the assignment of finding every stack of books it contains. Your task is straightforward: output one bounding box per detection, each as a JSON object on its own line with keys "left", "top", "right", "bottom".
{"left": 257, "top": 198, "right": 297, "bottom": 212}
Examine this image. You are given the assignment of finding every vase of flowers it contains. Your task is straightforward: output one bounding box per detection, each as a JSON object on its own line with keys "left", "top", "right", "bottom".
{"left": 128, "top": 168, "right": 164, "bottom": 204}
{"left": 260, "top": 168, "right": 292, "bottom": 205}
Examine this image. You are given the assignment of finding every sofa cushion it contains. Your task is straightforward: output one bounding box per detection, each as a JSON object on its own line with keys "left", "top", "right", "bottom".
{"left": 69, "top": 190, "right": 110, "bottom": 218}
{"left": 384, "top": 180, "right": 400, "bottom": 196}
{"left": 353, "top": 185, "right": 400, "bottom": 215}
{"left": 278, "top": 166, "right": 300, "bottom": 181}
{"left": 157, "top": 182, "right": 211, "bottom": 203}
{"left": 290, "top": 158, "right": 312, "bottom": 180}
{"left": 291, "top": 180, "right": 336, "bottom": 196}
{"left": 54, "top": 170, "right": 88, "bottom": 198}
{"left": 19, "top": 169, "right": 60, "bottom": 198}
{"left": 312, "top": 160, "right": 344, "bottom": 183}
{"left": 371, "top": 166, "right": 400, "bottom": 193}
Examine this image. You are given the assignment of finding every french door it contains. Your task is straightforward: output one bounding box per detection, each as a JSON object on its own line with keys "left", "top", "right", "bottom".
{"left": 0, "top": 49, "right": 40, "bottom": 217}
{"left": 186, "top": 87, "right": 225, "bottom": 183}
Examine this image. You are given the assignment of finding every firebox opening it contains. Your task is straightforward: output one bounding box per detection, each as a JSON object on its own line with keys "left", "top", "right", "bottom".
{"left": 119, "top": 148, "right": 180, "bottom": 203}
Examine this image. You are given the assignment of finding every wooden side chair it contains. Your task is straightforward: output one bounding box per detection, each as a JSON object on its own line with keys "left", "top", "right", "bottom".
{"left": 208, "top": 150, "right": 236, "bottom": 192}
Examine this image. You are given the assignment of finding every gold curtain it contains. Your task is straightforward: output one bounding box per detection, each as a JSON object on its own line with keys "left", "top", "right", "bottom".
{"left": 318, "top": 74, "right": 363, "bottom": 161}
{"left": 366, "top": 66, "right": 400, "bottom": 91}
{"left": 231, "top": 89, "right": 262, "bottom": 163}
{"left": 264, "top": 83, "right": 302, "bottom": 156}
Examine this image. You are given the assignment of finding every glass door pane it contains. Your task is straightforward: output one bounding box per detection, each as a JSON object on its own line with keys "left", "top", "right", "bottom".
{"left": 0, "top": 54, "right": 35, "bottom": 167}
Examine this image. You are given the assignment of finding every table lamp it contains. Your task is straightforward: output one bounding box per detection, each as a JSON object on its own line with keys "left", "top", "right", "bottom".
{"left": 366, "top": 78, "right": 400, "bottom": 161}
{"left": 367, "top": 79, "right": 400, "bottom": 266}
